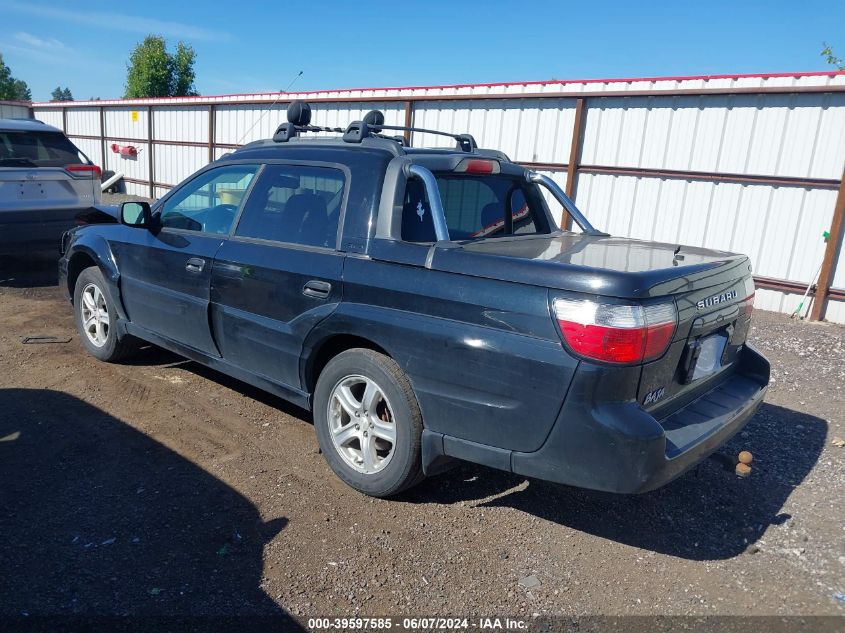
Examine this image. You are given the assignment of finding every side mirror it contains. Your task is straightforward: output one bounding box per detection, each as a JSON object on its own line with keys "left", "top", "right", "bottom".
{"left": 120, "top": 201, "right": 152, "bottom": 228}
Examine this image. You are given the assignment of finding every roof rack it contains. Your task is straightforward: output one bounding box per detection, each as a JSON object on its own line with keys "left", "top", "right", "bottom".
{"left": 272, "top": 100, "right": 478, "bottom": 152}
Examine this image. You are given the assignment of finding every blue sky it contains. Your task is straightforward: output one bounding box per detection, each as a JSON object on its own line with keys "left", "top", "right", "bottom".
{"left": 0, "top": 0, "right": 842, "bottom": 101}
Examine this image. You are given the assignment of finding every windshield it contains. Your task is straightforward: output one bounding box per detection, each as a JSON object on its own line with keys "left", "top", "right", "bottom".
{"left": 0, "top": 130, "right": 84, "bottom": 168}
{"left": 401, "top": 173, "right": 554, "bottom": 242}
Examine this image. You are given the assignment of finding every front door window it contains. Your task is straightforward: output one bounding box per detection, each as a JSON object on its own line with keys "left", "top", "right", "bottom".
{"left": 160, "top": 165, "right": 259, "bottom": 234}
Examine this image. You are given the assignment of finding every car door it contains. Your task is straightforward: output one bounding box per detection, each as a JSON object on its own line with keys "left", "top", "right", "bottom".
{"left": 210, "top": 162, "right": 346, "bottom": 389}
{"left": 112, "top": 163, "right": 260, "bottom": 355}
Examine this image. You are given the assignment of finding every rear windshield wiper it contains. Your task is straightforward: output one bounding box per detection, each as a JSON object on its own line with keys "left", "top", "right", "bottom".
{"left": 0, "top": 158, "right": 39, "bottom": 167}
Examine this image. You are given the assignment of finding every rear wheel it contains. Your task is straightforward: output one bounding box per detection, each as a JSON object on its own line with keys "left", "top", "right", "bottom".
{"left": 314, "top": 349, "right": 424, "bottom": 497}
{"left": 73, "top": 267, "right": 136, "bottom": 362}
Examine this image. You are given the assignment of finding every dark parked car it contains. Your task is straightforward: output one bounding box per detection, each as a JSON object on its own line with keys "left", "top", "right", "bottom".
{"left": 59, "top": 103, "right": 769, "bottom": 497}
{"left": 0, "top": 118, "right": 102, "bottom": 255}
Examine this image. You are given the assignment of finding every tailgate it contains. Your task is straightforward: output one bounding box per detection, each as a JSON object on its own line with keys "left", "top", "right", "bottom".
{"left": 638, "top": 273, "right": 755, "bottom": 412}
{"left": 0, "top": 168, "right": 95, "bottom": 249}
{"left": 0, "top": 167, "right": 94, "bottom": 211}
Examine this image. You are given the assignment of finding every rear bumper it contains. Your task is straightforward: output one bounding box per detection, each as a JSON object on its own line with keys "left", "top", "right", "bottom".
{"left": 423, "top": 343, "right": 769, "bottom": 494}
{"left": 0, "top": 207, "right": 89, "bottom": 254}
{"left": 511, "top": 343, "right": 769, "bottom": 493}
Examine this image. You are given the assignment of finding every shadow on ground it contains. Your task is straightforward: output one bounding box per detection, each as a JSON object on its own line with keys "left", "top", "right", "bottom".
{"left": 0, "top": 389, "right": 303, "bottom": 631}
{"left": 0, "top": 255, "right": 59, "bottom": 288}
{"left": 123, "top": 346, "right": 313, "bottom": 423}
{"left": 124, "top": 342, "right": 823, "bottom": 565}
{"left": 401, "top": 403, "right": 826, "bottom": 561}
{"left": 120, "top": 345, "right": 823, "bottom": 563}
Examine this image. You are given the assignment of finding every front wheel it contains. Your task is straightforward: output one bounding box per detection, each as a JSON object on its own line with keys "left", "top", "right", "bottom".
{"left": 73, "top": 266, "right": 136, "bottom": 362}
{"left": 313, "top": 349, "right": 424, "bottom": 497}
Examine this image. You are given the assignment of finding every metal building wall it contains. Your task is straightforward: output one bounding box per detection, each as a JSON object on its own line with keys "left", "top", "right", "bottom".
{"left": 31, "top": 71, "right": 845, "bottom": 322}
{"left": 0, "top": 101, "right": 31, "bottom": 118}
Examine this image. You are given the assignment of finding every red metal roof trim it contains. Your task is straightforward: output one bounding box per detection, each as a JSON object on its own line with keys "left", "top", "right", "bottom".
{"left": 32, "top": 70, "right": 845, "bottom": 106}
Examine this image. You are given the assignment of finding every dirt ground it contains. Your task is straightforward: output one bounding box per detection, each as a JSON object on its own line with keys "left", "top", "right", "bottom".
{"left": 0, "top": 254, "right": 843, "bottom": 628}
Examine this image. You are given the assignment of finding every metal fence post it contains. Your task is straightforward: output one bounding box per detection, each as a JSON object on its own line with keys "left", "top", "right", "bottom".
{"left": 563, "top": 97, "right": 586, "bottom": 230}
{"left": 147, "top": 106, "right": 155, "bottom": 199}
{"left": 99, "top": 106, "right": 106, "bottom": 171}
{"left": 208, "top": 104, "right": 216, "bottom": 164}
{"left": 403, "top": 100, "right": 414, "bottom": 146}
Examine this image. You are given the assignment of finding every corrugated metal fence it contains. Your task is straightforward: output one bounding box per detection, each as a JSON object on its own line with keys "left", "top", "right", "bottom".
{"left": 29, "top": 71, "right": 845, "bottom": 323}
{"left": 0, "top": 100, "right": 32, "bottom": 119}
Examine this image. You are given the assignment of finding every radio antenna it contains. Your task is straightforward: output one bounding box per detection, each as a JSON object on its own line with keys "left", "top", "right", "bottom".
{"left": 234, "top": 70, "right": 304, "bottom": 147}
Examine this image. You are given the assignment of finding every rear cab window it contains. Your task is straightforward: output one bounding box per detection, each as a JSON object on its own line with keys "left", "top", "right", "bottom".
{"left": 0, "top": 130, "right": 84, "bottom": 168}
{"left": 401, "top": 173, "right": 552, "bottom": 242}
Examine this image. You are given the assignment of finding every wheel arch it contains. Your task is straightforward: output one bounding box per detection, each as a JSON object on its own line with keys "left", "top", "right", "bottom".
{"left": 303, "top": 333, "right": 391, "bottom": 397}
{"left": 64, "top": 237, "right": 127, "bottom": 321}
{"left": 66, "top": 249, "right": 98, "bottom": 301}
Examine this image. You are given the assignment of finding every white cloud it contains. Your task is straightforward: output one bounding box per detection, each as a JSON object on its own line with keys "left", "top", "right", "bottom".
{"left": 13, "top": 32, "right": 72, "bottom": 52}
{"left": 4, "top": 33, "right": 121, "bottom": 73}
{"left": 3, "top": 2, "right": 232, "bottom": 42}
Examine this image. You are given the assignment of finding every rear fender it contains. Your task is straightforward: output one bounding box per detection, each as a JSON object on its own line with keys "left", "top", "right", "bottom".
{"left": 301, "top": 301, "right": 575, "bottom": 453}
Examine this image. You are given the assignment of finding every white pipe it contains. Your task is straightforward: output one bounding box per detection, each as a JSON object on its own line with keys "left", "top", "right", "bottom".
{"left": 101, "top": 171, "right": 123, "bottom": 192}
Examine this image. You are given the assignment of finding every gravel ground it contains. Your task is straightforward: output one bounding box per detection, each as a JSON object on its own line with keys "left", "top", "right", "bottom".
{"left": 100, "top": 192, "right": 155, "bottom": 206}
{"left": 0, "top": 256, "right": 843, "bottom": 628}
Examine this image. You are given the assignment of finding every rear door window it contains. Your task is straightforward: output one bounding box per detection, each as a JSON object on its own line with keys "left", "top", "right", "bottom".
{"left": 0, "top": 130, "right": 84, "bottom": 167}
{"left": 235, "top": 164, "right": 345, "bottom": 249}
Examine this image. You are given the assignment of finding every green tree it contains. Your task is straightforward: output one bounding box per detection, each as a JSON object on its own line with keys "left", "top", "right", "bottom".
{"left": 821, "top": 42, "right": 844, "bottom": 70}
{"left": 50, "top": 86, "right": 74, "bottom": 102}
{"left": 0, "top": 53, "right": 32, "bottom": 101}
{"left": 124, "top": 36, "right": 199, "bottom": 98}
{"left": 171, "top": 42, "right": 198, "bottom": 97}
{"left": 11, "top": 79, "right": 31, "bottom": 101}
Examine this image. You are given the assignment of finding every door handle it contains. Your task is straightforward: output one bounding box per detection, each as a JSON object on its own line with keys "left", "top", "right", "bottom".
{"left": 185, "top": 257, "right": 205, "bottom": 273}
{"left": 302, "top": 279, "right": 331, "bottom": 299}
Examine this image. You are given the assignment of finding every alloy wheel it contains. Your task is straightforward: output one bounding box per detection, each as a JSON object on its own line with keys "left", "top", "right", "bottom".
{"left": 327, "top": 375, "right": 397, "bottom": 474}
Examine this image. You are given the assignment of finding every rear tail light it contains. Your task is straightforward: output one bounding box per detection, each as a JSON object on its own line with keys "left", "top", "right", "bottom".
{"left": 553, "top": 298, "right": 677, "bottom": 364}
{"left": 65, "top": 164, "right": 102, "bottom": 179}
{"left": 741, "top": 277, "right": 755, "bottom": 316}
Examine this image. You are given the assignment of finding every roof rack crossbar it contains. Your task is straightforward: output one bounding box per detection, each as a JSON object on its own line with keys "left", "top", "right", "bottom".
{"left": 366, "top": 124, "right": 476, "bottom": 151}
{"left": 273, "top": 122, "right": 348, "bottom": 143}
{"left": 299, "top": 125, "right": 345, "bottom": 133}
{"left": 271, "top": 101, "right": 476, "bottom": 151}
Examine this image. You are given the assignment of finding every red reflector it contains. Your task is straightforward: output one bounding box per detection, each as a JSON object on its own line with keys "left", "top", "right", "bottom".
{"left": 65, "top": 164, "right": 102, "bottom": 178}
{"left": 553, "top": 299, "right": 677, "bottom": 364}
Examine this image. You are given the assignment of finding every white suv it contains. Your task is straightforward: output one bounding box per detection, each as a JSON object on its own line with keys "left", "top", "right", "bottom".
{"left": 0, "top": 118, "right": 101, "bottom": 256}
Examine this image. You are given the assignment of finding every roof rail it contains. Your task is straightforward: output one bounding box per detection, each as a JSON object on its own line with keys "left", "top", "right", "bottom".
{"left": 272, "top": 100, "right": 478, "bottom": 152}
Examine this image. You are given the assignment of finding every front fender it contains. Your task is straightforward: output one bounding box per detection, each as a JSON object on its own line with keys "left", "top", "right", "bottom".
{"left": 64, "top": 229, "right": 128, "bottom": 321}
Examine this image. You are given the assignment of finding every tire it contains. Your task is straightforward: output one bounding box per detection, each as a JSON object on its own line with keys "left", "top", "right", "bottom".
{"left": 314, "top": 348, "right": 425, "bottom": 497}
{"left": 73, "top": 266, "right": 136, "bottom": 362}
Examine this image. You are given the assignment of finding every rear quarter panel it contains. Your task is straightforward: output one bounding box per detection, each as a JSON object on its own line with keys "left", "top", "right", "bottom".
{"left": 306, "top": 252, "right": 578, "bottom": 452}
